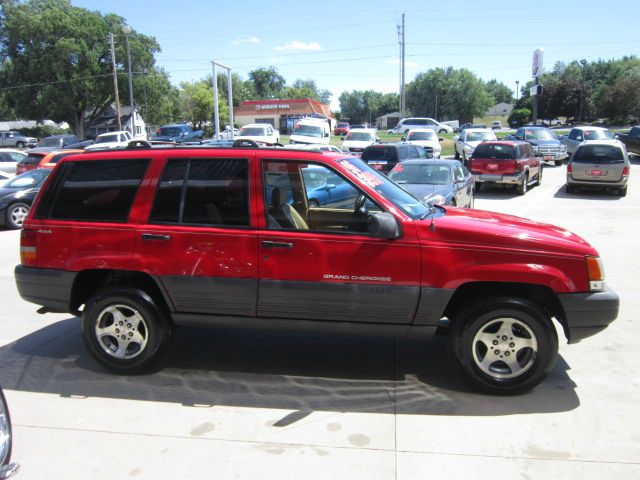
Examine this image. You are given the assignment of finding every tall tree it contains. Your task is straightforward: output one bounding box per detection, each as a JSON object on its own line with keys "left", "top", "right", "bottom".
{"left": 485, "top": 79, "right": 514, "bottom": 104}
{"left": 248, "top": 67, "right": 286, "bottom": 99}
{"left": 0, "top": 0, "right": 165, "bottom": 138}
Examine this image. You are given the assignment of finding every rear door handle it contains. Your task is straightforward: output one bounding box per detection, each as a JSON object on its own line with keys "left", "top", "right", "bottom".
{"left": 262, "top": 240, "right": 293, "bottom": 249}
{"left": 141, "top": 233, "right": 171, "bottom": 241}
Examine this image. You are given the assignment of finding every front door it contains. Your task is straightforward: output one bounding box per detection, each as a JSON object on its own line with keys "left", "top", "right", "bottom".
{"left": 257, "top": 159, "right": 421, "bottom": 324}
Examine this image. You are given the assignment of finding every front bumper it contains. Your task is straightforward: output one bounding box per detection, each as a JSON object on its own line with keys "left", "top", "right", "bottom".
{"left": 558, "top": 288, "right": 619, "bottom": 343}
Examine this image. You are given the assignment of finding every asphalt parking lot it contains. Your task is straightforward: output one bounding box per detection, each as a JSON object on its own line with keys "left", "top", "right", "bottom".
{"left": 0, "top": 160, "right": 639, "bottom": 479}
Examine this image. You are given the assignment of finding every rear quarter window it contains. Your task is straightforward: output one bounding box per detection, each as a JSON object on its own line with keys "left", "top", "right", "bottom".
{"left": 35, "top": 159, "right": 150, "bottom": 222}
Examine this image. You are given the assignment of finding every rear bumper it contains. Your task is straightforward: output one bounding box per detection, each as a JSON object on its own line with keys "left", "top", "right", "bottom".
{"left": 558, "top": 288, "right": 619, "bottom": 343}
{"left": 14, "top": 265, "right": 77, "bottom": 313}
{"left": 567, "top": 175, "right": 628, "bottom": 188}
{"left": 474, "top": 172, "right": 525, "bottom": 185}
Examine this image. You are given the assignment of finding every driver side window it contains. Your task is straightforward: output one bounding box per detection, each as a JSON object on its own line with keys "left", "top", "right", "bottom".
{"left": 262, "top": 160, "right": 380, "bottom": 234}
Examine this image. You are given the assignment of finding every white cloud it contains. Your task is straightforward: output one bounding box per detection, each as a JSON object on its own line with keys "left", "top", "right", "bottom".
{"left": 385, "top": 58, "right": 417, "bottom": 67}
{"left": 274, "top": 41, "right": 321, "bottom": 52}
{"left": 232, "top": 37, "right": 260, "bottom": 45}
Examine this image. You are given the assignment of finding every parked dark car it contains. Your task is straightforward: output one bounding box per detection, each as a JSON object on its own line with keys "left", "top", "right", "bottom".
{"left": 334, "top": 122, "right": 350, "bottom": 136}
{"left": 388, "top": 159, "right": 475, "bottom": 207}
{"left": 506, "top": 126, "right": 567, "bottom": 166}
{"left": 0, "top": 168, "right": 51, "bottom": 229}
{"left": 361, "top": 142, "right": 428, "bottom": 173}
{"left": 36, "top": 134, "right": 93, "bottom": 149}
{"left": 614, "top": 126, "right": 640, "bottom": 156}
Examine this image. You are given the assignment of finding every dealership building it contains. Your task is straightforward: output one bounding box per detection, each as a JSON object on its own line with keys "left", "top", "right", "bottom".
{"left": 234, "top": 98, "right": 336, "bottom": 134}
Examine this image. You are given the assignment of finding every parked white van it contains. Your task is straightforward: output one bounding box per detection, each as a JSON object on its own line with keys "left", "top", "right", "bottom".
{"left": 388, "top": 117, "right": 453, "bottom": 135}
{"left": 289, "top": 118, "right": 331, "bottom": 145}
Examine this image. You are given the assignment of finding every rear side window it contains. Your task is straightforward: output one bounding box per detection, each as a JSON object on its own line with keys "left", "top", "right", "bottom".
{"left": 36, "top": 159, "right": 149, "bottom": 222}
{"left": 150, "top": 158, "right": 249, "bottom": 227}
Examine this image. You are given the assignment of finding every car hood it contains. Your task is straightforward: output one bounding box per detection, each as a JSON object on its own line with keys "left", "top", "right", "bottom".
{"left": 407, "top": 140, "right": 440, "bottom": 148}
{"left": 419, "top": 207, "right": 597, "bottom": 257}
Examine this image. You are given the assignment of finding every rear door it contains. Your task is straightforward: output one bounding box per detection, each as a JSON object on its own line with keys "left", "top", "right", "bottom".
{"left": 134, "top": 153, "right": 259, "bottom": 317}
{"left": 571, "top": 144, "right": 626, "bottom": 182}
{"left": 257, "top": 157, "right": 421, "bottom": 324}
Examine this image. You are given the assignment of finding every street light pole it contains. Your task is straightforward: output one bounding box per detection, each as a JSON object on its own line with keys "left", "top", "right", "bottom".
{"left": 579, "top": 59, "right": 587, "bottom": 124}
{"left": 515, "top": 80, "right": 520, "bottom": 101}
{"left": 122, "top": 25, "right": 136, "bottom": 137}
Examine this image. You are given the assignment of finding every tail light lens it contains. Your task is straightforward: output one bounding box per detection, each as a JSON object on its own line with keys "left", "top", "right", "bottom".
{"left": 567, "top": 164, "right": 572, "bottom": 174}
{"left": 20, "top": 228, "right": 37, "bottom": 266}
{"left": 586, "top": 256, "right": 605, "bottom": 291}
{"left": 514, "top": 160, "right": 521, "bottom": 173}
{"left": 623, "top": 166, "right": 629, "bottom": 176}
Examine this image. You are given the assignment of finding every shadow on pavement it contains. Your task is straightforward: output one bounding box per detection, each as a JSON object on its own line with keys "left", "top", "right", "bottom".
{"left": 0, "top": 318, "right": 579, "bottom": 416}
{"left": 554, "top": 184, "right": 624, "bottom": 200}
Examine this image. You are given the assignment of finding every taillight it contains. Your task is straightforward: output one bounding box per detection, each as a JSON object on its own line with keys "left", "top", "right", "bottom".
{"left": 567, "top": 164, "right": 572, "bottom": 174}
{"left": 20, "top": 228, "right": 37, "bottom": 265}
{"left": 514, "top": 160, "right": 521, "bottom": 173}
{"left": 623, "top": 166, "right": 629, "bottom": 176}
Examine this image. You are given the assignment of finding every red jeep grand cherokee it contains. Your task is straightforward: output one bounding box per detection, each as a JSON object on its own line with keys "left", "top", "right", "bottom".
{"left": 14, "top": 142, "right": 619, "bottom": 395}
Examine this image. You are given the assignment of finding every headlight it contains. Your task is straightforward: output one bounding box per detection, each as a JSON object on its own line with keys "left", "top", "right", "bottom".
{"left": 424, "top": 194, "right": 445, "bottom": 205}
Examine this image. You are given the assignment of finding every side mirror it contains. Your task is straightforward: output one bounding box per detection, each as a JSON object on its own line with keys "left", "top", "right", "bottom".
{"left": 368, "top": 212, "right": 402, "bottom": 239}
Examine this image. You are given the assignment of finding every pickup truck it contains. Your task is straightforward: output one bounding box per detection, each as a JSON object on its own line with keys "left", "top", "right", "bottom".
{"left": 614, "top": 126, "right": 640, "bottom": 155}
{"left": 153, "top": 124, "right": 204, "bottom": 142}
{"left": 0, "top": 131, "right": 37, "bottom": 148}
{"left": 506, "top": 126, "right": 567, "bottom": 166}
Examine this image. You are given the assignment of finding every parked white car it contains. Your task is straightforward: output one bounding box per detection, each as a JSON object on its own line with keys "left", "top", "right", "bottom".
{"left": 559, "top": 126, "right": 615, "bottom": 156}
{"left": 454, "top": 128, "right": 497, "bottom": 164}
{"left": 388, "top": 117, "right": 453, "bottom": 135}
{"left": 0, "top": 149, "right": 26, "bottom": 178}
{"left": 236, "top": 123, "right": 280, "bottom": 144}
{"left": 85, "top": 130, "right": 133, "bottom": 150}
{"left": 283, "top": 144, "right": 343, "bottom": 153}
{"left": 401, "top": 128, "right": 442, "bottom": 158}
{"left": 341, "top": 128, "right": 379, "bottom": 156}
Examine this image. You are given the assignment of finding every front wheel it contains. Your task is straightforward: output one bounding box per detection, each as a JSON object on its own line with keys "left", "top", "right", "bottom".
{"left": 82, "top": 287, "right": 172, "bottom": 374}
{"left": 449, "top": 297, "right": 558, "bottom": 395}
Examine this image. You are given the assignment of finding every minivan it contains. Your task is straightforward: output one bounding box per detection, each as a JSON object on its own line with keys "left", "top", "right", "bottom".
{"left": 566, "top": 140, "right": 630, "bottom": 196}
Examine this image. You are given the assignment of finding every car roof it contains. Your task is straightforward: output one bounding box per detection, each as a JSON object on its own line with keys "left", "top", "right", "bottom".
{"left": 574, "top": 139, "right": 624, "bottom": 148}
{"left": 572, "top": 126, "right": 609, "bottom": 131}
{"left": 398, "top": 159, "right": 460, "bottom": 166}
{"left": 406, "top": 128, "right": 436, "bottom": 133}
{"left": 464, "top": 128, "right": 493, "bottom": 133}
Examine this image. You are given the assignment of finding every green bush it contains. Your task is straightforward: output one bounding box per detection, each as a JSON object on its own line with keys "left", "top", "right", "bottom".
{"left": 17, "top": 124, "right": 70, "bottom": 139}
{"left": 508, "top": 108, "right": 531, "bottom": 128}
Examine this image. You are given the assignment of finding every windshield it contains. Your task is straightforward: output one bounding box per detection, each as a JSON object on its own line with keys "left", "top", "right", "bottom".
{"left": 158, "top": 127, "right": 182, "bottom": 136}
{"left": 240, "top": 127, "right": 266, "bottom": 136}
{"left": 573, "top": 145, "right": 624, "bottom": 164}
{"left": 388, "top": 163, "right": 451, "bottom": 185}
{"left": 346, "top": 131, "right": 374, "bottom": 141}
{"left": 338, "top": 157, "right": 429, "bottom": 219}
{"left": 524, "top": 129, "right": 555, "bottom": 140}
{"left": 95, "top": 134, "right": 120, "bottom": 144}
{"left": 38, "top": 137, "right": 62, "bottom": 147}
{"left": 407, "top": 131, "right": 436, "bottom": 141}
{"left": 466, "top": 131, "right": 496, "bottom": 142}
{"left": 293, "top": 124, "right": 323, "bottom": 137}
{"left": 583, "top": 130, "right": 613, "bottom": 140}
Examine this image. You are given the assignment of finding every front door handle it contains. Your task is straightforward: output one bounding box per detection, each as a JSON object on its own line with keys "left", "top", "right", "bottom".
{"left": 262, "top": 240, "right": 293, "bottom": 249}
{"left": 141, "top": 233, "right": 171, "bottom": 241}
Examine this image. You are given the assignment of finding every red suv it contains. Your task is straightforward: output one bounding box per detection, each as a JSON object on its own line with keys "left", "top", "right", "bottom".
{"left": 470, "top": 141, "right": 542, "bottom": 195}
{"left": 14, "top": 142, "right": 618, "bottom": 394}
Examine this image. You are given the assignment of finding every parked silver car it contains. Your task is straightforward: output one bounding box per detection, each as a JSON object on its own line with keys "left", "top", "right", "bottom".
{"left": 0, "top": 131, "right": 37, "bottom": 149}
{"left": 559, "top": 126, "right": 614, "bottom": 156}
{"left": 566, "top": 140, "right": 630, "bottom": 196}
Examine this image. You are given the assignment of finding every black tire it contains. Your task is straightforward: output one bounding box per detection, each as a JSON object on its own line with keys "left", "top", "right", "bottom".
{"left": 16, "top": 141, "right": 24, "bottom": 149}
{"left": 475, "top": 182, "right": 482, "bottom": 193}
{"left": 535, "top": 165, "right": 543, "bottom": 186}
{"left": 517, "top": 174, "right": 528, "bottom": 195}
{"left": 449, "top": 297, "right": 558, "bottom": 395}
{"left": 468, "top": 191, "right": 474, "bottom": 208}
{"left": 619, "top": 186, "right": 627, "bottom": 197}
{"left": 438, "top": 128, "right": 447, "bottom": 134}
{"left": 5, "top": 202, "right": 30, "bottom": 229}
{"left": 82, "top": 287, "right": 172, "bottom": 374}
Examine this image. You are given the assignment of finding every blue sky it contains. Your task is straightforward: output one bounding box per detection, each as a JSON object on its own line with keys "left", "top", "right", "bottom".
{"left": 73, "top": 0, "right": 640, "bottom": 110}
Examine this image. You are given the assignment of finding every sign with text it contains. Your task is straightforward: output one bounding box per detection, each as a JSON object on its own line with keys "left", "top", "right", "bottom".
{"left": 532, "top": 48, "right": 544, "bottom": 78}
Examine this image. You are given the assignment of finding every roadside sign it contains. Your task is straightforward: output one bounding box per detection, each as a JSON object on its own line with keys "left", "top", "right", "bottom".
{"left": 532, "top": 48, "right": 544, "bottom": 78}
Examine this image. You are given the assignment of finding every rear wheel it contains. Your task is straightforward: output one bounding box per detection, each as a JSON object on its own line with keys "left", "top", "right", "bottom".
{"left": 82, "top": 287, "right": 172, "bottom": 374}
{"left": 535, "top": 164, "right": 543, "bottom": 186}
{"left": 517, "top": 174, "right": 528, "bottom": 195}
{"left": 449, "top": 297, "right": 558, "bottom": 395}
{"left": 619, "top": 186, "right": 627, "bottom": 197}
{"left": 16, "top": 141, "right": 24, "bottom": 149}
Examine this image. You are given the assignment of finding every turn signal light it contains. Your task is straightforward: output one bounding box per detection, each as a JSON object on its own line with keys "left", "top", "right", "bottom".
{"left": 586, "top": 256, "right": 605, "bottom": 291}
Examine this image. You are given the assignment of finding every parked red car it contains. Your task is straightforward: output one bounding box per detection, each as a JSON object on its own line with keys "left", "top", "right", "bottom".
{"left": 16, "top": 149, "right": 84, "bottom": 175}
{"left": 469, "top": 140, "right": 542, "bottom": 195}
{"left": 334, "top": 122, "right": 349, "bottom": 136}
{"left": 15, "top": 143, "right": 618, "bottom": 395}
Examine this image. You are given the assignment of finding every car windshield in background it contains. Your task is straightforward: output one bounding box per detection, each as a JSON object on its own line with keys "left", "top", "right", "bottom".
{"left": 159, "top": 127, "right": 181, "bottom": 136}
{"left": 525, "top": 129, "right": 555, "bottom": 140}
{"left": 338, "top": 157, "right": 428, "bottom": 219}
{"left": 346, "top": 132, "right": 374, "bottom": 141}
{"left": 583, "top": 130, "right": 613, "bottom": 140}
{"left": 408, "top": 131, "right": 436, "bottom": 141}
{"left": 293, "top": 125, "right": 323, "bottom": 137}
{"left": 240, "top": 127, "right": 266, "bottom": 136}
{"left": 388, "top": 164, "right": 451, "bottom": 185}
{"left": 573, "top": 145, "right": 624, "bottom": 164}
{"left": 95, "top": 134, "right": 119, "bottom": 144}
{"left": 467, "top": 131, "right": 496, "bottom": 142}
{"left": 473, "top": 144, "right": 516, "bottom": 159}
{"left": 301, "top": 168, "right": 328, "bottom": 187}
{"left": 38, "top": 138, "right": 61, "bottom": 147}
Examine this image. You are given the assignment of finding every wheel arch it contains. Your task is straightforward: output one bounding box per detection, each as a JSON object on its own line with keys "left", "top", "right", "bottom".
{"left": 441, "top": 281, "right": 568, "bottom": 341}
{"left": 70, "top": 269, "right": 173, "bottom": 318}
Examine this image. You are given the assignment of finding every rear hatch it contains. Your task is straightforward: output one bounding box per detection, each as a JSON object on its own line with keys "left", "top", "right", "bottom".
{"left": 17, "top": 152, "right": 46, "bottom": 174}
{"left": 570, "top": 144, "right": 626, "bottom": 182}
{"left": 361, "top": 145, "right": 399, "bottom": 172}
{"left": 470, "top": 143, "right": 517, "bottom": 175}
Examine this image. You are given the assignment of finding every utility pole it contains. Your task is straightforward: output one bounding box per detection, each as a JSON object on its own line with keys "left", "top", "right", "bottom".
{"left": 400, "top": 13, "right": 406, "bottom": 118}
{"left": 579, "top": 59, "right": 587, "bottom": 123}
{"left": 122, "top": 25, "right": 135, "bottom": 137}
{"left": 108, "top": 32, "right": 122, "bottom": 131}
